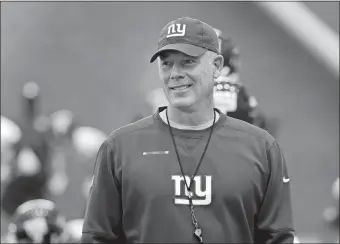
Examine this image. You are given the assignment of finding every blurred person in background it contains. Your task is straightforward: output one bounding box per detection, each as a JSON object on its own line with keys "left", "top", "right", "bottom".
{"left": 48, "top": 109, "right": 107, "bottom": 220}
{"left": 2, "top": 199, "right": 65, "bottom": 243}
{"left": 213, "top": 29, "right": 279, "bottom": 137}
{"left": 1, "top": 115, "right": 22, "bottom": 191}
{"left": 1, "top": 115, "right": 23, "bottom": 236}
{"left": 1, "top": 81, "right": 53, "bottom": 224}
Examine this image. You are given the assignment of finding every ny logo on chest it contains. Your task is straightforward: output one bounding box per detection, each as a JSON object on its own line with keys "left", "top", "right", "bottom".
{"left": 171, "top": 175, "right": 212, "bottom": 205}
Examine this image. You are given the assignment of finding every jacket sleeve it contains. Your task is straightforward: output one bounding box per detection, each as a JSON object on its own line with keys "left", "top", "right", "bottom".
{"left": 255, "top": 141, "right": 295, "bottom": 244}
{"left": 81, "top": 140, "right": 124, "bottom": 243}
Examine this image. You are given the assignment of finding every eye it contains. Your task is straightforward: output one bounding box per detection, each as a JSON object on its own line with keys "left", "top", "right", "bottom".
{"left": 184, "top": 60, "right": 196, "bottom": 65}
{"left": 161, "top": 61, "right": 171, "bottom": 66}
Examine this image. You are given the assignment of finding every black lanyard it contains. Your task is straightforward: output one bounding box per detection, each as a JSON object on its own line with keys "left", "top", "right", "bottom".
{"left": 166, "top": 109, "right": 216, "bottom": 244}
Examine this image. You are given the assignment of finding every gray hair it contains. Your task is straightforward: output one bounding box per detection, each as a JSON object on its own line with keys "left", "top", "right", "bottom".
{"left": 206, "top": 50, "right": 219, "bottom": 64}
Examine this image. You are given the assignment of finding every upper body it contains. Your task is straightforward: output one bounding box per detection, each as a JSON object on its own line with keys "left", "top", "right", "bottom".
{"left": 82, "top": 107, "right": 294, "bottom": 243}
{"left": 82, "top": 16, "right": 294, "bottom": 243}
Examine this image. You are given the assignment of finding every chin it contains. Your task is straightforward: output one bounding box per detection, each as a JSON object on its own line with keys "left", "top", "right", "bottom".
{"left": 169, "top": 96, "right": 195, "bottom": 109}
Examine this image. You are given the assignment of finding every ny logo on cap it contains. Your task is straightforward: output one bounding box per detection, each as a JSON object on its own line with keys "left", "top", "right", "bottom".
{"left": 167, "top": 23, "right": 186, "bottom": 38}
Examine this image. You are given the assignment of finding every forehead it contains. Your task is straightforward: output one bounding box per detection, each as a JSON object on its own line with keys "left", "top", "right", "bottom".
{"left": 159, "top": 50, "right": 199, "bottom": 60}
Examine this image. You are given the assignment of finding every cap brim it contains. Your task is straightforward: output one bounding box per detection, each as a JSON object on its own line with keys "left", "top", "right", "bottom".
{"left": 150, "top": 43, "right": 207, "bottom": 63}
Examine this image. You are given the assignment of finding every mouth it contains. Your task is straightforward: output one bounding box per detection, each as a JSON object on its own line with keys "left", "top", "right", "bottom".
{"left": 170, "top": 84, "right": 193, "bottom": 91}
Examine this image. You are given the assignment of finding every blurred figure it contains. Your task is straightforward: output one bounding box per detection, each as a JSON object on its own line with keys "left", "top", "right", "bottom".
{"left": 1, "top": 115, "right": 22, "bottom": 188}
{"left": 59, "top": 218, "right": 84, "bottom": 243}
{"left": 213, "top": 30, "right": 279, "bottom": 137}
{"left": 48, "top": 109, "right": 107, "bottom": 220}
{"left": 1, "top": 115, "right": 22, "bottom": 235}
{"left": 3, "top": 199, "right": 65, "bottom": 243}
{"left": 1, "top": 81, "right": 53, "bottom": 221}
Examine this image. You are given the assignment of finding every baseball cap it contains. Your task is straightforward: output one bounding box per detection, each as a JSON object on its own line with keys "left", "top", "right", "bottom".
{"left": 150, "top": 17, "right": 219, "bottom": 63}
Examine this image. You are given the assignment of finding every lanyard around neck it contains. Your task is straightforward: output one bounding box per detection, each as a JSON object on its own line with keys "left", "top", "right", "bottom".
{"left": 165, "top": 108, "right": 216, "bottom": 244}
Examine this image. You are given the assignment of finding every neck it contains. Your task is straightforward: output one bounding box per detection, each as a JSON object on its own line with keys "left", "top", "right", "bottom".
{"left": 167, "top": 100, "right": 215, "bottom": 126}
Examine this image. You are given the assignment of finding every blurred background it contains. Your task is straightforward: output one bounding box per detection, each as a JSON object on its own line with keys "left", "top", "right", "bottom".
{"left": 1, "top": 2, "right": 339, "bottom": 243}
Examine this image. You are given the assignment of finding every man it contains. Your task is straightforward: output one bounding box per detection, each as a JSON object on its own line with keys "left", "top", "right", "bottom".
{"left": 82, "top": 17, "right": 294, "bottom": 243}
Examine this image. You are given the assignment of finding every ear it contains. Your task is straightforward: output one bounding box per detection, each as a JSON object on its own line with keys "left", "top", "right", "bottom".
{"left": 212, "top": 54, "right": 224, "bottom": 79}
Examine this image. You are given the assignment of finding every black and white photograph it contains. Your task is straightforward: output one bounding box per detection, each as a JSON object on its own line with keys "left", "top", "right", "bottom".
{"left": 1, "top": 1, "right": 339, "bottom": 243}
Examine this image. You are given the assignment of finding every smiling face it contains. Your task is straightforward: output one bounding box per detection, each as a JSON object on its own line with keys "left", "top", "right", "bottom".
{"left": 158, "top": 50, "right": 222, "bottom": 111}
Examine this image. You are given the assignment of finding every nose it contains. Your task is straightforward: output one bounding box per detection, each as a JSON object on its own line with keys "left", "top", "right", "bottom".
{"left": 170, "top": 64, "right": 184, "bottom": 80}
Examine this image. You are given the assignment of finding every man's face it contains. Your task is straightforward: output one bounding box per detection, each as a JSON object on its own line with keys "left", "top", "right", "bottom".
{"left": 158, "top": 50, "right": 218, "bottom": 110}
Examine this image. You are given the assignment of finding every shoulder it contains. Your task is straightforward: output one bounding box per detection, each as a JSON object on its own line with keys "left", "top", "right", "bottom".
{"left": 221, "top": 116, "right": 282, "bottom": 176}
{"left": 223, "top": 115, "right": 275, "bottom": 146}
{"left": 105, "top": 114, "right": 156, "bottom": 147}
